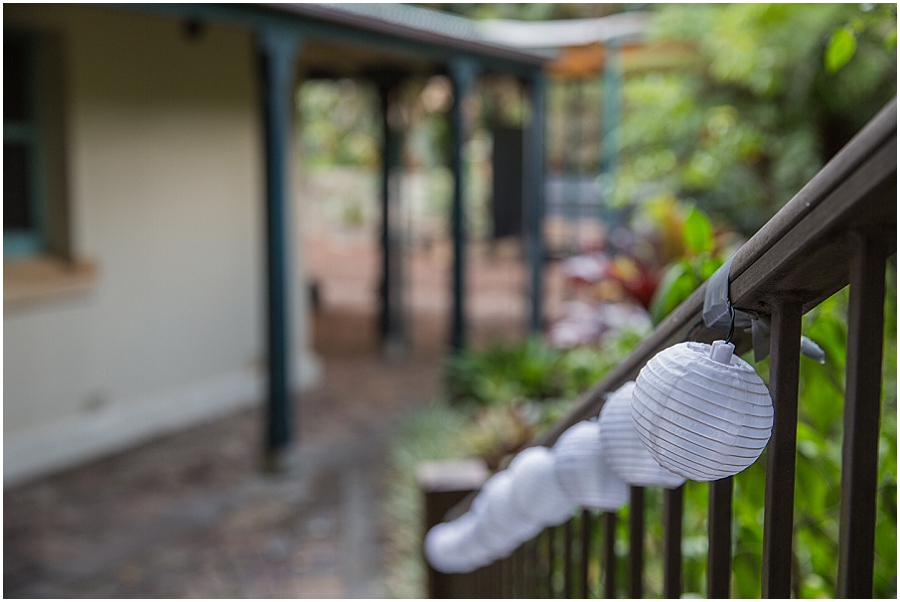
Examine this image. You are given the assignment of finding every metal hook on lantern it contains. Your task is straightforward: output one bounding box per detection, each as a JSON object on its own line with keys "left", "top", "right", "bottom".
{"left": 725, "top": 298, "right": 736, "bottom": 344}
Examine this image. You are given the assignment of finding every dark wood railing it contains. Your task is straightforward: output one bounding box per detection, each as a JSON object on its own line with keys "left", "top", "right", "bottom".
{"left": 421, "top": 98, "right": 896, "bottom": 598}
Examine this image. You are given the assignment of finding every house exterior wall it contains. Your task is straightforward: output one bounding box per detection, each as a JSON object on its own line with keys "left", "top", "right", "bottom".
{"left": 4, "top": 5, "right": 319, "bottom": 485}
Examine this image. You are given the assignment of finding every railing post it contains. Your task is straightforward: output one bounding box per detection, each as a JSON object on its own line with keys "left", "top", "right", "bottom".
{"left": 563, "top": 517, "right": 574, "bottom": 598}
{"left": 837, "top": 232, "right": 888, "bottom": 597}
{"left": 548, "top": 525, "right": 558, "bottom": 597}
{"left": 418, "top": 459, "right": 489, "bottom": 598}
{"left": 629, "top": 487, "right": 644, "bottom": 598}
{"left": 708, "top": 477, "right": 733, "bottom": 598}
{"left": 761, "top": 297, "right": 803, "bottom": 597}
{"left": 580, "top": 509, "right": 593, "bottom": 598}
{"left": 663, "top": 485, "right": 684, "bottom": 598}
{"left": 602, "top": 512, "right": 617, "bottom": 598}
{"left": 525, "top": 536, "right": 538, "bottom": 597}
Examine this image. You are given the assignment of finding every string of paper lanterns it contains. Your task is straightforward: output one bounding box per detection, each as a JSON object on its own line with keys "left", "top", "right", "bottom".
{"left": 426, "top": 335, "right": 775, "bottom": 573}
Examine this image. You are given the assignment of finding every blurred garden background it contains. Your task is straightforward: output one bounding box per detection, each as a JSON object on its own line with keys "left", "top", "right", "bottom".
{"left": 5, "top": 3, "right": 895, "bottom": 598}
{"left": 303, "top": 3, "right": 895, "bottom": 598}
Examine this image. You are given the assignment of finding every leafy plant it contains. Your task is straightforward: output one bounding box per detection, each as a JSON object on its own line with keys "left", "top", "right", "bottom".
{"left": 615, "top": 4, "right": 896, "bottom": 235}
{"left": 648, "top": 202, "right": 727, "bottom": 324}
{"left": 380, "top": 403, "right": 472, "bottom": 598}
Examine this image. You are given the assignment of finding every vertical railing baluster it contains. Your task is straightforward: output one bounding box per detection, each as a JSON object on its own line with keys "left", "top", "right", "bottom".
{"left": 477, "top": 561, "right": 488, "bottom": 598}
{"left": 548, "top": 525, "right": 557, "bottom": 598}
{"left": 629, "top": 487, "right": 644, "bottom": 598}
{"left": 563, "top": 517, "right": 574, "bottom": 598}
{"left": 527, "top": 536, "right": 538, "bottom": 597}
{"left": 838, "top": 233, "right": 888, "bottom": 597}
{"left": 708, "top": 477, "right": 733, "bottom": 598}
{"left": 519, "top": 539, "right": 528, "bottom": 599}
{"left": 581, "top": 509, "right": 592, "bottom": 598}
{"left": 663, "top": 485, "right": 684, "bottom": 598}
{"left": 535, "top": 531, "right": 546, "bottom": 598}
{"left": 603, "top": 512, "right": 617, "bottom": 598}
{"left": 510, "top": 546, "right": 519, "bottom": 599}
{"left": 500, "top": 554, "right": 511, "bottom": 598}
{"left": 761, "top": 298, "right": 803, "bottom": 597}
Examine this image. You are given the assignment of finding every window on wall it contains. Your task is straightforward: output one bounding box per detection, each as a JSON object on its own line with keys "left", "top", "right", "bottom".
{"left": 4, "top": 31, "right": 45, "bottom": 257}
{"left": 3, "top": 28, "right": 96, "bottom": 310}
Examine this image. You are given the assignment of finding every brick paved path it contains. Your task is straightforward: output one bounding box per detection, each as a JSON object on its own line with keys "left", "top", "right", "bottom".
{"left": 5, "top": 227, "right": 563, "bottom": 598}
{"left": 4, "top": 352, "right": 439, "bottom": 598}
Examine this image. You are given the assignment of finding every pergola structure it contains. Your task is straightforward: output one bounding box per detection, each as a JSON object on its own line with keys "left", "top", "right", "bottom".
{"left": 131, "top": 3, "right": 655, "bottom": 465}
{"left": 128, "top": 3, "right": 553, "bottom": 465}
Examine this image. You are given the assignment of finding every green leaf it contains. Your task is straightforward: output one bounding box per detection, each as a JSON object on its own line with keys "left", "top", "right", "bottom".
{"left": 825, "top": 27, "right": 857, "bottom": 72}
{"left": 649, "top": 261, "right": 699, "bottom": 324}
{"left": 683, "top": 206, "right": 714, "bottom": 254}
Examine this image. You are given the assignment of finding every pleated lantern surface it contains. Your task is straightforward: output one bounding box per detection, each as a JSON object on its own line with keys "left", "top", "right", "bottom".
{"left": 552, "top": 420, "right": 630, "bottom": 511}
{"left": 509, "top": 446, "right": 574, "bottom": 528}
{"left": 632, "top": 340, "right": 773, "bottom": 481}
{"left": 473, "top": 470, "right": 542, "bottom": 558}
{"left": 598, "top": 381, "right": 686, "bottom": 489}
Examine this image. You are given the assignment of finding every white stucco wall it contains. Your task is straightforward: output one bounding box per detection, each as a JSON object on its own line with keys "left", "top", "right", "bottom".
{"left": 3, "top": 5, "right": 319, "bottom": 485}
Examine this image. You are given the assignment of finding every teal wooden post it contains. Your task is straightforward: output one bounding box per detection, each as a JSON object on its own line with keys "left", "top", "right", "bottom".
{"left": 377, "top": 74, "right": 407, "bottom": 352}
{"left": 449, "top": 58, "right": 479, "bottom": 351}
{"left": 599, "top": 42, "right": 622, "bottom": 206}
{"left": 257, "top": 29, "right": 301, "bottom": 469}
{"left": 524, "top": 70, "right": 546, "bottom": 334}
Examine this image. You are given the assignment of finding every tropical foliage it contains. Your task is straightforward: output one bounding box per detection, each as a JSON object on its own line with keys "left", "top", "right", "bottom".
{"left": 378, "top": 3, "right": 896, "bottom": 597}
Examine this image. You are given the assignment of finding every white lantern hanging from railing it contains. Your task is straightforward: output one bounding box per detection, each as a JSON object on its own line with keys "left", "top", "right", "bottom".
{"left": 631, "top": 340, "right": 773, "bottom": 481}
{"left": 598, "top": 381, "right": 686, "bottom": 489}
{"left": 509, "top": 446, "right": 575, "bottom": 527}
{"left": 469, "top": 469, "right": 540, "bottom": 561}
{"left": 552, "top": 420, "right": 630, "bottom": 511}
{"left": 425, "top": 514, "right": 483, "bottom": 574}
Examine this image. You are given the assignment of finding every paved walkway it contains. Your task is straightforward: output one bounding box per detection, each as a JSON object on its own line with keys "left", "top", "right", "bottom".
{"left": 5, "top": 230, "right": 563, "bottom": 598}
{"left": 4, "top": 351, "right": 440, "bottom": 598}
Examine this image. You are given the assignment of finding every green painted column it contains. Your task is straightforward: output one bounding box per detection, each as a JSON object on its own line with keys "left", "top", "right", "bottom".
{"left": 257, "top": 28, "right": 301, "bottom": 469}
{"left": 524, "top": 70, "right": 546, "bottom": 334}
{"left": 599, "top": 42, "right": 622, "bottom": 205}
{"left": 449, "top": 58, "right": 479, "bottom": 351}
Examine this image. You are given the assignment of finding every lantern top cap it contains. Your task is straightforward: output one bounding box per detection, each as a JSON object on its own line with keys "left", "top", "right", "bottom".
{"left": 709, "top": 340, "right": 735, "bottom": 365}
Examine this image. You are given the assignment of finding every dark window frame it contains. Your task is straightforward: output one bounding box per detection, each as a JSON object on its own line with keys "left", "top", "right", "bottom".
{"left": 4, "top": 29, "right": 47, "bottom": 258}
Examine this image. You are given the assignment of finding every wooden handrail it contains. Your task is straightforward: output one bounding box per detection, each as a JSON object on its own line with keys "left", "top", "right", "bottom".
{"left": 422, "top": 97, "right": 896, "bottom": 599}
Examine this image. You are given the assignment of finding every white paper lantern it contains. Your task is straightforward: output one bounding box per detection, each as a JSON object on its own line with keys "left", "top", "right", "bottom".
{"left": 509, "top": 446, "right": 575, "bottom": 527}
{"left": 632, "top": 340, "right": 773, "bottom": 481}
{"left": 598, "top": 382, "right": 686, "bottom": 489}
{"left": 473, "top": 470, "right": 542, "bottom": 558}
{"left": 552, "top": 420, "right": 630, "bottom": 511}
{"left": 425, "top": 516, "right": 481, "bottom": 574}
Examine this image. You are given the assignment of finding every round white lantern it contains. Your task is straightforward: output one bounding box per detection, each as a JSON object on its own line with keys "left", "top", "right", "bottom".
{"left": 509, "top": 446, "right": 575, "bottom": 527}
{"left": 598, "top": 382, "right": 686, "bottom": 489}
{"left": 474, "top": 470, "right": 542, "bottom": 558}
{"left": 425, "top": 516, "right": 480, "bottom": 574}
{"left": 632, "top": 340, "right": 773, "bottom": 481}
{"left": 552, "top": 420, "right": 630, "bottom": 511}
